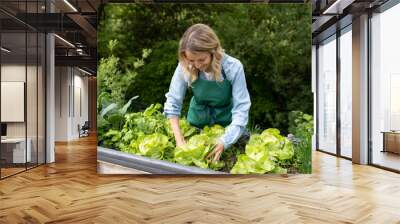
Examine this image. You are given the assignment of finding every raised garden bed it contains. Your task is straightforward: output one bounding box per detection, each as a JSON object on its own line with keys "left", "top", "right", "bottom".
{"left": 97, "top": 147, "right": 226, "bottom": 174}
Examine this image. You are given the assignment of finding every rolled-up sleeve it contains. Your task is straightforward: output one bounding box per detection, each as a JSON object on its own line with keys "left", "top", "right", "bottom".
{"left": 219, "top": 125, "right": 246, "bottom": 149}
{"left": 163, "top": 63, "right": 188, "bottom": 118}
{"left": 219, "top": 60, "right": 251, "bottom": 149}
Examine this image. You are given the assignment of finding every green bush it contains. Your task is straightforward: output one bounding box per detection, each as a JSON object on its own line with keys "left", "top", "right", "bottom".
{"left": 288, "top": 110, "right": 313, "bottom": 173}
{"left": 98, "top": 3, "right": 312, "bottom": 134}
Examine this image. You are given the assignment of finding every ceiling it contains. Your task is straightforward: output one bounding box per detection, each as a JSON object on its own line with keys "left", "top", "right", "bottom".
{"left": 0, "top": 0, "right": 103, "bottom": 74}
{"left": 312, "top": 0, "right": 390, "bottom": 43}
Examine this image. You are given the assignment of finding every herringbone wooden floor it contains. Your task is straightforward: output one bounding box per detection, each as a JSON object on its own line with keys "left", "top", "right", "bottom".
{"left": 1, "top": 135, "right": 400, "bottom": 224}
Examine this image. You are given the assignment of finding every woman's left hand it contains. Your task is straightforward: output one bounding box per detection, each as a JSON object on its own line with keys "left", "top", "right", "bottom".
{"left": 206, "top": 143, "right": 224, "bottom": 162}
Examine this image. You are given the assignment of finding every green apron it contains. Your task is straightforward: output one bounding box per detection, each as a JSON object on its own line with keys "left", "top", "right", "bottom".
{"left": 187, "top": 68, "right": 232, "bottom": 128}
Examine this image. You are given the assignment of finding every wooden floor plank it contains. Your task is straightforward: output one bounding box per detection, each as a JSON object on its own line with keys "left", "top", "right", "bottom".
{"left": 0, "top": 135, "right": 399, "bottom": 223}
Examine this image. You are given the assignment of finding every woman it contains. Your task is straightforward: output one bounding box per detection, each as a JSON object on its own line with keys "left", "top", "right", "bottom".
{"left": 164, "top": 23, "right": 251, "bottom": 162}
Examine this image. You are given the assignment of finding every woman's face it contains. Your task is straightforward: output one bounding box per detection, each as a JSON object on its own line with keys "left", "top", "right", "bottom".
{"left": 185, "top": 50, "right": 212, "bottom": 72}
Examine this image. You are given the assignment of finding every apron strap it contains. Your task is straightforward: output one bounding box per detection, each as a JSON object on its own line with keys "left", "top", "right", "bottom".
{"left": 221, "top": 67, "right": 227, "bottom": 80}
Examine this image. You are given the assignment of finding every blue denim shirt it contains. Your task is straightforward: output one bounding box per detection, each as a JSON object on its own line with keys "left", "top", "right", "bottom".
{"left": 163, "top": 53, "right": 251, "bottom": 149}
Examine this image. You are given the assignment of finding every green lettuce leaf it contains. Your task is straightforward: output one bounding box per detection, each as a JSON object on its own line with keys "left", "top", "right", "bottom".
{"left": 137, "top": 133, "right": 171, "bottom": 159}
{"left": 230, "top": 155, "right": 266, "bottom": 174}
{"left": 231, "top": 128, "right": 293, "bottom": 174}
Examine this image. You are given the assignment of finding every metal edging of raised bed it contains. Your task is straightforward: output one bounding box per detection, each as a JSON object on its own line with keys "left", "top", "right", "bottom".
{"left": 97, "top": 147, "right": 226, "bottom": 174}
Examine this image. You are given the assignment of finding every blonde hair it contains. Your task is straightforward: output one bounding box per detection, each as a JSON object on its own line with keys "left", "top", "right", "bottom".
{"left": 178, "top": 23, "right": 224, "bottom": 83}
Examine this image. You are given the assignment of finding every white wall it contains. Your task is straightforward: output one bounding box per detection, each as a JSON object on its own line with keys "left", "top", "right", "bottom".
{"left": 72, "top": 72, "right": 89, "bottom": 138}
{"left": 55, "top": 66, "right": 89, "bottom": 141}
{"left": 1, "top": 65, "right": 25, "bottom": 81}
{"left": 1, "top": 65, "right": 38, "bottom": 137}
{"left": 1, "top": 63, "right": 46, "bottom": 164}
{"left": 55, "top": 67, "right": 69, "bottom": 141}
{"left": 1, "top": 65, "right": 26, "bottom": 140}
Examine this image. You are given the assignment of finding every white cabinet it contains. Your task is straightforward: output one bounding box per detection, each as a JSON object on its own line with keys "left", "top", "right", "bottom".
{"left": 1, "top": 138, "right": 32, "bottom": 163}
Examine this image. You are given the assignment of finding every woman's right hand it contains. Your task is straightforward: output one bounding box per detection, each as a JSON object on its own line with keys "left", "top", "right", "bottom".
{"left": 176, "top": 137, "right": 186, "bottom": 148}
{"left": 169, "top": 117, "right": 186, "bottom": 148}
